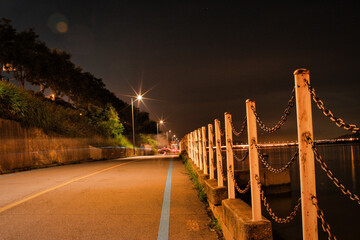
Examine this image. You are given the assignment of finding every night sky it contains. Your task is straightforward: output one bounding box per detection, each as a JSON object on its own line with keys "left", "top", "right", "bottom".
{"left": 1, "top": 0, "right": 359, "bottom": 141}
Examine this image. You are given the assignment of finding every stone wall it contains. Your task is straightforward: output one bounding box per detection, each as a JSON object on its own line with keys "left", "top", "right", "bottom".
{"left": 0, "top": 118, "right": 148, "bottom": 173}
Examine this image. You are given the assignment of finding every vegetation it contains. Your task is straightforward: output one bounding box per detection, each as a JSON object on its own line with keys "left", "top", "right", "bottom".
{"left": 180, "top": 151, "right": 224, "bottom": 239}
{"left": 139, "top": 133, "right": 159, "bottom": 151}
{"left": 181, "top": 151, "right": 207, "bottom": 202}
{"left": 0, "top": 18, "right": 157, "bottom": 145}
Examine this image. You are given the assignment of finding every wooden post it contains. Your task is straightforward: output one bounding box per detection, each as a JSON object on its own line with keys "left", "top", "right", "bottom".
{"left": 294, "top": 69, "right": 318, "bottom": 240}
{"left": 246, "top": 99, "right": 262, "bottom": 221}
{"left": 198, "top": 128, "right": 203, "bottom": 170}
{"left": 208, "top": 124, "right": 215, "bottom": 179}
{"left": 225, "top": 113, "right": 235, "bottom": 199}
{"left": 202, "top": 126, "right": 208, "bottom": 175}
{"left": 214, "top": 119, "right": 224, "bottom": 187}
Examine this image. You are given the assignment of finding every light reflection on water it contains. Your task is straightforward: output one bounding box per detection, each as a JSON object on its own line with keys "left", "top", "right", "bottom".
{"left": 232, "top": 143, "right": 360, "bottom": 240}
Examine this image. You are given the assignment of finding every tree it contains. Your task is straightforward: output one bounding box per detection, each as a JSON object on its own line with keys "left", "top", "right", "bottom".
{"left": 0, "top": 18, "right": 16, "bottom": 82}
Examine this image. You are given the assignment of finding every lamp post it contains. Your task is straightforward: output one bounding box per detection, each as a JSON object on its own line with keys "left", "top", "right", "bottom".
{"left": 131, "top": 95, "right": 143, "bottom": 155}
{"left": 156, "top": 120, "right": 164, "bottom": 146}
{"left": 157, "top": 120, "right": 164, "bottom": 135}
{"left": 166, "top": 130, "right": 171, "bottom": 147}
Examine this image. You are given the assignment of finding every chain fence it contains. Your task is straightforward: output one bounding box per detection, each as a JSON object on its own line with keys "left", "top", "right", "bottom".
{"left": 251, "top": 88, "right": 295, "bottom": 133}
{"left": 252, "top": 140, "right": 298, "bottom": 173}
{"left": 220, "top": 129, "right": 225, "bottom": 136}
{"left": 306, "top": 137, "right": 360, "bottom": 205}
{"left": 255, "top": 175, "right": 302, "bottom": 223}
{"left": 311, "top": 195, "right": 337, "bottom": 240}
{"left": 232, "top": 117, "right": 247, "bottom": 136}
{"left": 233, "top": 149, "right": 249, "bottom": 162}
{"left": 185, "top": 74, "right": 359, "bottom": 238}
{"left": 304, "top": 79, "right": 360, "bottom": 133}
{"left": 228, "top": 165, "right": 250, "bottom": 194}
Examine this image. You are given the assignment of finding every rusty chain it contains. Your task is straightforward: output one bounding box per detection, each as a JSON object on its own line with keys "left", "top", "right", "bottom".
{"left": 306, "top": 137, "right": 360, "bottom": 205}
{"left": 232, "top": 117, "right": 247, "bottom": 136}
{"left": 233, "top": 150, "right": 249, "bottom": 162}
{"left": 252, "top": 140, "right": 298, "bottom": 173}
{"left": 220, "top": 127, "right": 225, "bottom": 136}
{"left": 255, "top": 175, "right": 301, "bottom": 223}
{"left": 251, "top": 88, "right": 295, "bottom": 133}
{"left": 304, "top": 79, "right": 360, "bottom": 133}
{"left": 311, "top": 195, "right": 337, "bottom": 240}
{"left": 228, "top": 165, "right": 250, "bottom": 194}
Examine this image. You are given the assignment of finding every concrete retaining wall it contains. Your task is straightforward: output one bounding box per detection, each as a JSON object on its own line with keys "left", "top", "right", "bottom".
{"left": 186, "top": 158, "right": 273, "bottom": 240}
{"left": 0, "top": 118, "right": 149, "bottom": 173}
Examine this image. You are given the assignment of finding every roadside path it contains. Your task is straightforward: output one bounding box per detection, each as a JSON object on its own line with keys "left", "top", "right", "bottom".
{"left": 0, "top": 155, "right": 218, "bottom": 240}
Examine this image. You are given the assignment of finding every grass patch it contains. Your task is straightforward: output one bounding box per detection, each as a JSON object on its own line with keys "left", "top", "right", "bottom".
{"left": 182, "top": 152, "right": 207, "bottom": 202}
{"left": 209, "top": 217, "right": 223, "bottom": 237}
{"left": 180, "top": 151, "right": 224, "bottom": 239}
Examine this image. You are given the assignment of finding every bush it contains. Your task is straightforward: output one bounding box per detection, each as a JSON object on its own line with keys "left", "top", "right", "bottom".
{"left": 0, "top": 82, "right": 118, "bottom": 138}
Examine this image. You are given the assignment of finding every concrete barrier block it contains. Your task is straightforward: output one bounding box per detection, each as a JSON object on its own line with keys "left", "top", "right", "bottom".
{"left": 222, "top": 199, "right": 273, "bottom": 240}
{"left": 204, "top": 179, "right": 228, "bottom": 206}
{"left": 196, "top": 170, "right": 208, "bottom": 185}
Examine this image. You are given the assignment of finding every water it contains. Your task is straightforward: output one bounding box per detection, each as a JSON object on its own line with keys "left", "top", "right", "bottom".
{"left": 232, "top": 143, "right": 360, "bottom": 240}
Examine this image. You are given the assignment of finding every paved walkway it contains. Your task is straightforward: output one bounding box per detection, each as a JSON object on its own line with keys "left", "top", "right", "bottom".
{"left": 0, "top": 155, "right": 218, "bottom": 240}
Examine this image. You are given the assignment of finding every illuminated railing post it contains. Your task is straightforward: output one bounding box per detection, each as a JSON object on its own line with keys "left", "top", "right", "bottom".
{"left": 246, "top": 99, "right": 262, "bottom": 221}
{"left": 185, "top": 134, "right": 187, "bottom": 154}
{"left": 202, "top": 126, "right": 208, "bottom": 175}
{"left": 191, "top": 132, "right": 195, "bottom": 162}
{"left": 192, "top": 131, "right": 196, "bottom": 163}
{"left": 195, "top": 131, "right": 198, "bottom": 165}
{"left": 198, "top": 128, "right": 203, "bottom": 170}
{"left": 194, "top": 131, "right": 199, "bottom": 167}
{"left": 188, "top": 133, "right": 192, "bottom": 160}
{"left": 294, "top": 69, "right": 318, "bottom": 240}
{"left": 214, "top": 119, "right": 224, "bottom": 187}
{"left": 208, "top": 124, "right": 215, "bottom": 179}
{"left": 225, "top": 113, "right": 235, "bottom": 199}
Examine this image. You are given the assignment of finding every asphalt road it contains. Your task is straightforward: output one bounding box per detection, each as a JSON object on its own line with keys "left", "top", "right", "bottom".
{"left": 0, "top": 155, "right": 218, "bottom": 240}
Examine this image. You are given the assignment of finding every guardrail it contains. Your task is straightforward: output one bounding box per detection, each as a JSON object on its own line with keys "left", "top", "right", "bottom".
{"left": 181, "top": 69, "right": 359, "bottom": 240}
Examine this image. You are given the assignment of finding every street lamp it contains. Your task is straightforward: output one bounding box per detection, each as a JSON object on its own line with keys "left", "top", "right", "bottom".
{"left": 157, "top": 120, "right": 164, "bottom": 135}
{"left": 166, "top": 130, "right": 171, "bottom": 147}
{"left": 131, "top": 94, "right": 143, "bottom": 154}
{"left": 156, "top": 120, "right": 164, "bottom": 147}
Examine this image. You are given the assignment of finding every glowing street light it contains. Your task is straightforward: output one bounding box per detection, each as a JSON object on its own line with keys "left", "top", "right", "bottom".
{"left": 131, "top": 94, "right": 143, "bottom": 154}
{"left": 166, "top": 130, "right": 171, "bottom": 147}
{"left": 157, "top": 120, "right": 164, "bottom": 135}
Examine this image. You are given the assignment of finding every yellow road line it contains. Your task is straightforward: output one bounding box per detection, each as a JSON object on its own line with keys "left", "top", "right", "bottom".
{"left": 0, "top": 160, "right": 139, "bottom": 214}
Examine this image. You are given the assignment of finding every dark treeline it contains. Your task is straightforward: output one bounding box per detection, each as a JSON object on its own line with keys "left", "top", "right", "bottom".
{"left": 0, "top": 18, "right": 156, "bottom": 136}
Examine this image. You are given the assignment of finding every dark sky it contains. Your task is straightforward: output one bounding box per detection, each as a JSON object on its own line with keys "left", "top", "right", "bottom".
{"left": 1, "top": 0, "right": 359, "bottom": 141}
